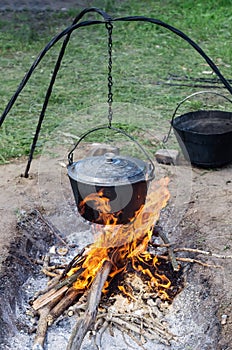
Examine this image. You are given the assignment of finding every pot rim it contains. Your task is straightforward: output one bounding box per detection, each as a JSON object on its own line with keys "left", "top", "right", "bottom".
{"left": 172, "top": 109, "right": 232, "bottom": 136}
{"left": 67, "top": 154, "right": 154, "bottom": 186}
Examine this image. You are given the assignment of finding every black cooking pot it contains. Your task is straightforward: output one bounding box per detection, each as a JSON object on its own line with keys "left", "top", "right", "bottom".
{"left": 170, "top": 91, "right": 232, "bottom": 168}
{"left": 67, "top": 126, "right": 155, "bottom": 225}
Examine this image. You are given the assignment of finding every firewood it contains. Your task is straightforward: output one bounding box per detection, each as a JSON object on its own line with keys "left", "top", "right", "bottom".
{"left": 29, "top": 203, "right": 230, "bottom": 349}
{"left": 47, "top": 288, "right": 80, "bottom": 325}
{"left": 41, "top": 268, "right": 61, "bottom": 278}
{"left": 32, "top": 294, "right": 64, "bottom": 349}
{"left": 67, "top": 293, "right": 88, "bottom": 316}
{"left": 32, "top": 305, "right": 50, "bottom": 350}
{"left": 66, "top": 260, "right": 112, "bottom": 350}
{"left": 33, "top": 275, "right": 61, "bottom": 300}
{"left": 109, "top": 315, "right": 172, "bottom": 345}
{"left": 32, "top": 268, "right": 85, "bottom": 310}
{"left": 93, "top": 319, "right": 109, "bottom": 349}
{"left": 32, "top": 286, "right": 69, "bottom": 311}
{"left": 122, "top": 329, "right": 147, "bottom": 350}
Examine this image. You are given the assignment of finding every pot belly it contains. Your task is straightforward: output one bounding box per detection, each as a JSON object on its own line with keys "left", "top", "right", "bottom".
{"left": 69, "top": 177, "right": 148, "bottom": 225}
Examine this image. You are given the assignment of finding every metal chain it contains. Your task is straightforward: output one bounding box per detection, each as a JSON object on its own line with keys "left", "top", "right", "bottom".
{"left": 106, "top": 22, "right": 113, "bottom": 128}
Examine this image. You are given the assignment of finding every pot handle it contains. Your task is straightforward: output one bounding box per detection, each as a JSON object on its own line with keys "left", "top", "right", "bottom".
{"left": 68, "top": 125, "right": 155, "bottom": 179}
{"left": 163, "top": 90, "right": 232, "bottom": 143}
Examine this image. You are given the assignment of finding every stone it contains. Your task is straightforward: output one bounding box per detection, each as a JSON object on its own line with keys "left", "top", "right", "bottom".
{"left": 221, "top": 314, "right": 228, "bottom": 325}
{"left": 155, "top": 149, "right": 179, "bottom": 165}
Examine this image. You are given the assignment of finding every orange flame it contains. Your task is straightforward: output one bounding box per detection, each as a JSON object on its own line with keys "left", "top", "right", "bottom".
{"left": 66, "top": 177, "right": 171, "bottom": 300}
{"left": 79, "top": 189, "right": 121, "bottom": 225}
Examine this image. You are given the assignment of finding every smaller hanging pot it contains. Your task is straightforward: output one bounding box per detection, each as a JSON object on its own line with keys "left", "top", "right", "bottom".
{"left": 67, "top": 126, "right": 155, "bottom": 225}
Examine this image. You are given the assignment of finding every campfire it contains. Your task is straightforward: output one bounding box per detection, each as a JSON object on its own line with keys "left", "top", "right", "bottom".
{"left": 1, "top": 175, "right": 230, "bottom": 350}
{"left": 32, "top": 177, "right": 184, "bottom": 349}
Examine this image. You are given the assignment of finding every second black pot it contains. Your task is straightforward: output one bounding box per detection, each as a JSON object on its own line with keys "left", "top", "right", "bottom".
{"left": 172, "top": 109, "right": 232, "bottom": 168}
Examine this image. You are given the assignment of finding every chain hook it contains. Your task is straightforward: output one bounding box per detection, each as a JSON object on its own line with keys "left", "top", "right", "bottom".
{"left": 106, "top": 21, "right": 113, "bottom": 128}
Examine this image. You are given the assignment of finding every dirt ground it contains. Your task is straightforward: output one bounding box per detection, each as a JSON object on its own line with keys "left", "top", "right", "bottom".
{"left": 0, "top": 146, "right": 232, "bottom": 348}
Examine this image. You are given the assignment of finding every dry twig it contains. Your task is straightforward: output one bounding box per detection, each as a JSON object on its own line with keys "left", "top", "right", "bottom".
{"left": 159, "top": 255, "right": 223, "bottom": 268}
{"left": 156, "top": 227, "right": 179, "bottom": 271}
{"left": 34, "top": 209, "right": 68, "bottom": 246}
{"left": 41, "top": 268, "right": 61, "bottom": 278}
{"left": 107, "top": 315, "right": 173, "bottom": 345}
{"left": 93, "top": 319, "right": 109, "bottom": 349}
{"left": 174, "top": 247, "right": 232, "bottom": 259}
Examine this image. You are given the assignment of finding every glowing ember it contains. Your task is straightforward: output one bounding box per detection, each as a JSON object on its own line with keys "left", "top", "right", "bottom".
{"left": 65, "top": 177, "right": 172, "bottom": 300}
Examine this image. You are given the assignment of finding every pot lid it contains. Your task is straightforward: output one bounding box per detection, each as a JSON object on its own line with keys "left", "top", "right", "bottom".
{"left": 67, "top": 152, "right": 153, "bottom": 186}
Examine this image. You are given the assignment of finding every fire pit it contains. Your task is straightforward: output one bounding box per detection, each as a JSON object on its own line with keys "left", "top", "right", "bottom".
{"left": 0, "top": 204, "right": 224, "bottom": 350}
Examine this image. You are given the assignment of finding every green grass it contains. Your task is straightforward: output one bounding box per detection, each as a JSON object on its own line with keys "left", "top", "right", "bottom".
{"left": 0, "top": 0, "right": 232, "bottom": 162}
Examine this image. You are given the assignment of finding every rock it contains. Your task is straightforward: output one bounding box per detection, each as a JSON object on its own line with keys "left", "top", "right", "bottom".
{"left": 49, "top": 245, "right": 56, "bottom": 254}
{"left": 155, "top": 149, "right": 179, "bottom": 165}
{"left": 221, "top": 314, "right": 228, "bottom": 325}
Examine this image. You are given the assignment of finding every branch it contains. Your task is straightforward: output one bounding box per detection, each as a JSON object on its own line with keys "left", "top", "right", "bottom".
{"left": 32, "top": 285, "right": 69, "bottom": 311}
{"left": 47, "top": 288, "right": 80, "bottom": 325}
{"left": 32, "top": 209, "right": 68, "bottom": 246}
{"left": 159, "top": 255, "right": 223, "bottom": 268}
{"left": 155, "top": 226, "right": 179, "bottom": 271}
{"left": 66, "top": 260, "right": 112, "bottom": 350}
{"left": 32, "top": 293, "right": 64, "bottom": 349}
{"left": 174, "top": 247, "right": 232, "bottom": 259}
